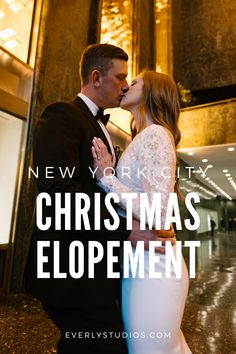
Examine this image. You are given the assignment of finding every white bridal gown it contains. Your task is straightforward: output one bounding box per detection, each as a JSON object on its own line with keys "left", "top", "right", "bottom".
{"left": 98, "top": 124, "right": 192, "bottom": 354}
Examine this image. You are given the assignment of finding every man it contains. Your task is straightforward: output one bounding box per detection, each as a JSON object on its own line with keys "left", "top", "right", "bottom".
{"left": 25, "top": 44, "right": 175, "bottom": 354}
{"left": 210, "top": 217, "right": 216, "bottom": 237}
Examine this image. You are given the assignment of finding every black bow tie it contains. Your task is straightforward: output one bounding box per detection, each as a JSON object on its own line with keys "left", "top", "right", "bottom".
{"left": 95, "top": 107, "right": 110, "bottom": 126}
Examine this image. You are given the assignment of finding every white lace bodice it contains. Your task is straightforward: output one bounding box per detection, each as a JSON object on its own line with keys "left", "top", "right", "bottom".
{"left": 98, "top": 124, "right": 176, "bottom": 227}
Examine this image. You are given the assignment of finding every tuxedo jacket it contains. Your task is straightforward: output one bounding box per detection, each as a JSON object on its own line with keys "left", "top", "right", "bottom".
{"left": 25, "top": 97, "right": 130, "bottom": 308}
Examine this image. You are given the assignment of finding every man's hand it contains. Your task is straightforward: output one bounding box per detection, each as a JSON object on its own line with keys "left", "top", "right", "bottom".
{"left": 128, "top": 219, "right": 176, "bottom": 254}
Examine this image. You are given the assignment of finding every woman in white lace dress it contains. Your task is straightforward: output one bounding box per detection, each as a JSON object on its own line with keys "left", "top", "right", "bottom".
{"left": 91, "top": 71, "right": 191, "bottom": 354}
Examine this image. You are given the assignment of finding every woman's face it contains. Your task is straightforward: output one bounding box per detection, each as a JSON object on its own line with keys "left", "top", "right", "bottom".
{"left": 120, "top": 75, "right": 144, "bottom": 113}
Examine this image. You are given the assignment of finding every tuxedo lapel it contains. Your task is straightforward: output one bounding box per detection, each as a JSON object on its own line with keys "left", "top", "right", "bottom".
{"left": 71, "top": 96, "right": 112, "bottom": 155}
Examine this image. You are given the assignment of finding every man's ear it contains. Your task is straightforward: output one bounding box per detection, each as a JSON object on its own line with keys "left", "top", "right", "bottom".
{"left": 91, "top": 70, "right": 102, "bottom": 87}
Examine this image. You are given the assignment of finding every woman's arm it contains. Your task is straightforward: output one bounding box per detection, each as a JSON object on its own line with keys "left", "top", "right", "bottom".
{"left": 92, "top": 126, "right": 176, "bottom": 225}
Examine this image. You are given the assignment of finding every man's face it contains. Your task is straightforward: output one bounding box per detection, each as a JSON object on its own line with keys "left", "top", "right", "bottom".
{"left": 120, "top": 75, "right": 144, "bottom": 113}
{"left": 99, "top": 59, "right": 129, "bottom": 109}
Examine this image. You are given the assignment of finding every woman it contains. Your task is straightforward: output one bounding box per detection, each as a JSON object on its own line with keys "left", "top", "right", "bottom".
{"left": 92, "top": 71, "right": 191, "bottom": 353}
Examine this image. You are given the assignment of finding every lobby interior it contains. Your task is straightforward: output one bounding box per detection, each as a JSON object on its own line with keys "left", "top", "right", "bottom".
{"left": 0, "top": 0, "right": 236, "bottom": 353}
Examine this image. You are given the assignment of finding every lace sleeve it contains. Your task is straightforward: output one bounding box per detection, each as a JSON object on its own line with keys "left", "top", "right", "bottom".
{"left": 98, "top": 125, "right": 176, "bottom": 225}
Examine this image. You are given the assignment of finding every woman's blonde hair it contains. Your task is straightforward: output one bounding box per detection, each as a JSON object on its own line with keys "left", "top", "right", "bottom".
{"left": 137, "top": 70, "right": 181, "bottom": 147}
{"left": 136, "top": 70, "right": 182, "bottom": 197}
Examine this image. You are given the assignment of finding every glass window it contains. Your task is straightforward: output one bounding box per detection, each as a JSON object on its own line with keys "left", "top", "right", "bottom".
{"left": 0, "top": 110, "right": 24, "bottom": 245}
{"left": 0, "top": 0, "right": 34, "bottom": 63}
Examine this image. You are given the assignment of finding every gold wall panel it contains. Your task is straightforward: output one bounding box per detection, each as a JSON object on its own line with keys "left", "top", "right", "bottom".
{"left": 179, "top": 99, "right": 236, "bottom": 148}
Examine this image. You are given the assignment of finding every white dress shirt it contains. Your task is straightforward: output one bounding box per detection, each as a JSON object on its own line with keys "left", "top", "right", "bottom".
{"left": 78, "top": 93, "right": 116, "bottom": 166}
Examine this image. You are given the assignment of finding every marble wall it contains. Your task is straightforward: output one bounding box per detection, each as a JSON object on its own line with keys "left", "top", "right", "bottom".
{"left": 34, "top": 0, "right": 100, "bottom": 111}
{"left": 178, "top": 99, "right": 236, "bottom": 148}
{"left": 172, "top": 0, "right": 236, "bottom": 91}
{"left": 133, "top": 0, "right": 156, "bottom": 74}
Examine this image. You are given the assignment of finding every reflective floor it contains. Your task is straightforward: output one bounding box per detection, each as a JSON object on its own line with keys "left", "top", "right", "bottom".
{"left": 0, "top": 232, "right": 236, "bottom": 353}
{"left": 182, "top": 232, "right": 236, "bottom": 354}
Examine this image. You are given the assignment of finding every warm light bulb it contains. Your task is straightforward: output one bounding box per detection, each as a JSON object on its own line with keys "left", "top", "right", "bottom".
{"left": 0, "top": 28, "right": 16, "bottom": 40}
{"left": 4, "top": 0, "right": 16, "bottom": 4}
{"left": 9, "top": 1, "right": 25, "bottom": 12}
{"left": 0, "top": 10, "right": 6, "bottom": 18}
{"left": 4, "top": 39, "right": 20, "bottom": 50}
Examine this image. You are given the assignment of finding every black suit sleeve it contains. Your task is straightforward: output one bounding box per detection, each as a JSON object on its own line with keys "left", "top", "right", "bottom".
{"left": 33, "top": 102, "right": 130, "bottom": 241}
{"left": 34, "top": 103, "right": 90, "bottom": 193}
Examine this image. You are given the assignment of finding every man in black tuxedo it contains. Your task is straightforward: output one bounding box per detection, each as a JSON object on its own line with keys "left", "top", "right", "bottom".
{"left": 25, "top": 44, "right": 175, "bottom": 354}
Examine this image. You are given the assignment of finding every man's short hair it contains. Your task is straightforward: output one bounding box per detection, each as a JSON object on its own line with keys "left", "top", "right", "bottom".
{"left": 80, "top": 43, "right": 128, "bottom": 86}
